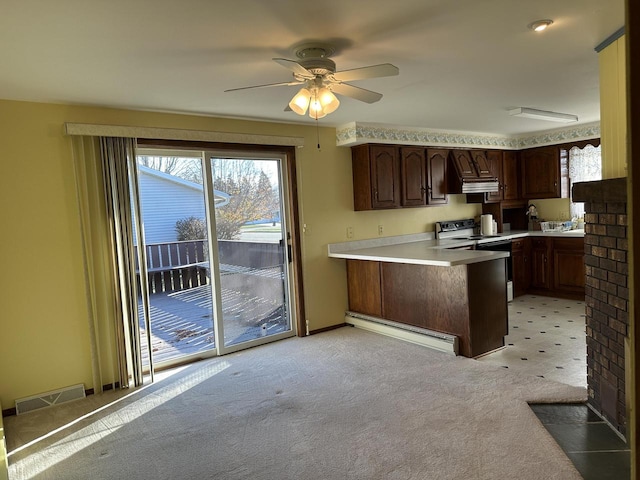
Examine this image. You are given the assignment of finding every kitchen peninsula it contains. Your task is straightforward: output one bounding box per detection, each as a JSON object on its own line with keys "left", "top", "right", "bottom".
{"left": 328, "top": 234, "right": 510, "bottom": 358}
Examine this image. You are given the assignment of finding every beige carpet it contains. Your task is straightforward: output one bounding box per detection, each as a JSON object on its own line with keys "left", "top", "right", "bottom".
{"left": 7, "top": 326, "right": 586, "bottom": 480}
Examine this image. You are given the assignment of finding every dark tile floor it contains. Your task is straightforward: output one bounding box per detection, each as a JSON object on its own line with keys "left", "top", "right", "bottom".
{"left": 530, "top": 403, "right": 630, "bottom": 479}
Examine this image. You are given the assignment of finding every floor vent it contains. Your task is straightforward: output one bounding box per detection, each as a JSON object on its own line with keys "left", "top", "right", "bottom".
{"left": 15, "top": 384, "right": 86, "bottom": 415}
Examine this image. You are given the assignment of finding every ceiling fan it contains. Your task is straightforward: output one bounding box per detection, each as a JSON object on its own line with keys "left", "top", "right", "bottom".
{"left": 224, "top": 43, "right": 399, "bottom": 119}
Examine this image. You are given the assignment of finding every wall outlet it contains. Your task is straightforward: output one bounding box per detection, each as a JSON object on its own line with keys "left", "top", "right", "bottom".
{"left": 378, "top": 225, "right": 384, "bottom": 236}
{"left": 347, "top": 226, "right": 354, "bottom": 239}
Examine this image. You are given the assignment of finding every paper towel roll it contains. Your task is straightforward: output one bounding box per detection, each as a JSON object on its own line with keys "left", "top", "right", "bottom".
{"left": 481, "top": 214, "right": 493, "bottom": 235}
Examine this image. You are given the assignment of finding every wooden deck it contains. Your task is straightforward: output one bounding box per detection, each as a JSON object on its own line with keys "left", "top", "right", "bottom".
{"left": 138, "top": 266, "right": 289, "bottom": 364}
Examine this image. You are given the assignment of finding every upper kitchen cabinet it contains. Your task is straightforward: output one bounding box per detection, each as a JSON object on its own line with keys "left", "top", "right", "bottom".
{"left": 468, "top": 150, "right": 494, "bottom": 178}
{"left": 400, "top": 147, "right": 426, "bottom": 207}
{"left": 352, "top": 144, "right": 448, "bottom": 210}
{"left": 352, "top": 144, "right": 401, "bottom": 210}
{"left": 484, "top": 150, "right": 504, "bottom": 203}
{"left": 449, "top": 150, "right": 477, "bottom": 177}
{"left": 425, "top": 148, "right": 448, "bottom": 205}
{"left": 449, "top": 149, "right": 494, "bottom": 180}
{"left": 520, "top": 146, "right": 563, "bottom": 199}
{"left": 448, "top": 149, "right": 499, "bottom": 195}
{"left": 502, "top": 150, "right": 520, "bottom": 201}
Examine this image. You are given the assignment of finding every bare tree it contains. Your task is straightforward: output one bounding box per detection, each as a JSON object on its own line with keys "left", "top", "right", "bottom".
{"left": 138, "top": 155, "right": 279, "bottom": 240}
{"left": 212, "top": 159, "right": 279, "bottom": 240}
{"left": 137, "top": 156, "right": 203, "bottom": 183}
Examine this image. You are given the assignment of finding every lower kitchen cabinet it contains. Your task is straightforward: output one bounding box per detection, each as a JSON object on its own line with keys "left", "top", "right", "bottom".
{"left": 530, "top": 237, "right": 552, "bottom": 291}
{"left": 511, "top": 238, "right": 530, "bottom": 297}
{"left": 345, "top": 258, "right": 508, "bottom": 357}
{"left": 511, "top": 236, "right": 585, "bottom": 300}
{"left": 346, "top": 260, "right": 382, "bottom": 316}
{"left": 552, "top": 238, "right": 586, "bottom": 298}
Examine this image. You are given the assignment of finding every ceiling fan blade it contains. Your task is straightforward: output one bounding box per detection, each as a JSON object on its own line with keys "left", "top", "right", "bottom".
{"left": 331, "top": 83, "right": 384, "bottom": 103}
{"left": 224, "top": 80, "right": 303, "bottom": 93}
{"left": 332, "top": 63, "right": 399, "bottom": 82}
{"left": 272, "top": 58, "right": 315, "bottom": 79}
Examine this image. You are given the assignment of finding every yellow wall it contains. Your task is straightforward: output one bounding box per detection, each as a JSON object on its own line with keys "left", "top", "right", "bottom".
{"left": 599, "top": 35, "right": 627, "bottom": 178}
{"left": 531, "top": 198, "right": 571, "bottom": 222}
{"left": 0, "top": 99, "right": 481, "bottom": 409}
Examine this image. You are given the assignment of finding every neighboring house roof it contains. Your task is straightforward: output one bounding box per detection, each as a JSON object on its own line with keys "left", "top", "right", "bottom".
{"left": 136, "top": 165, "right": 230, "bottom": 244}
{"left": 138, "top": 165, "right": 230, "bottom": 206}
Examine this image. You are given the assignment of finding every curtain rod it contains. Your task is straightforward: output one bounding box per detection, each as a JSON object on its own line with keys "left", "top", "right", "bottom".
{"left": 64, "top": 123, "right": 305, "bottom": 147}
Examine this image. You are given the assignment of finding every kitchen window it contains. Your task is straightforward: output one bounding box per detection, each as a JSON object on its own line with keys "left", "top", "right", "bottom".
{"left": 567, "top": 144, "right": 602, "bottom": 219}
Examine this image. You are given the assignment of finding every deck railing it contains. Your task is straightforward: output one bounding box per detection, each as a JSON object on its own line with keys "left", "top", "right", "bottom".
{"left": 136, "top": 239, "right": 283, "bottom": 294}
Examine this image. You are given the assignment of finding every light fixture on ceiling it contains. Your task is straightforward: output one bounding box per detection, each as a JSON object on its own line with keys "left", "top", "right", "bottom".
{"left": 509, "top": 107, "right": 578, "bottom": 123}
{"left": 288, "top": 83, "right": 340, "bottom": 119}
{"left": 528, "top": 19, "right": 553, "bottom": 32}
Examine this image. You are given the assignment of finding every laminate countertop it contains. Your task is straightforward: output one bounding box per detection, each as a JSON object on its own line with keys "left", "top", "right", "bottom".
{"left": 327, "top": 230, "right": 584, "bottom": 267}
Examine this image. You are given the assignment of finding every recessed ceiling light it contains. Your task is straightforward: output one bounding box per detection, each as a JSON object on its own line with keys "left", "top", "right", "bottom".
{"left": 528, "top": 19, "right": 553, "bottom": 32}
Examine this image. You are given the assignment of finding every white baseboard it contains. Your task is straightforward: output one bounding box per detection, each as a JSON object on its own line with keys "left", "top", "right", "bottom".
{"left": 345, "top": 312, "right": 458, "bottom": 355}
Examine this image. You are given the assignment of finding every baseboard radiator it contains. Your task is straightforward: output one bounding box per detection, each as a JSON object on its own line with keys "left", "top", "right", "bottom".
{"left": 15, "top": 384, "right": 86, "bottom": 415}
{"left": 345, "top": 312, "right": 458, "bottom": 355}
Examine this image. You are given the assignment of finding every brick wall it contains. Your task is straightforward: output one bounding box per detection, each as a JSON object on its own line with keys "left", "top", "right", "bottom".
{"left": 583, "top": 198, "right": 628, "bottom": 435}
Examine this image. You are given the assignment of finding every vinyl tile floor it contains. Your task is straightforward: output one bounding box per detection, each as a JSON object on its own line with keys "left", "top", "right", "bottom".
{"left": 476, "top": 294, "right": 629, "bottom": 479}
{"left": 476, "top": 294, "right": 587, "bottom": 388}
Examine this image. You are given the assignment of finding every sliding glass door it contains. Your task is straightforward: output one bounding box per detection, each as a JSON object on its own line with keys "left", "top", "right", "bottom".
{"left": 204, "top": 153, "right": 293, "bottom": 353}
{"left": 133, "top": 148, "right": 294, "bottom": 369}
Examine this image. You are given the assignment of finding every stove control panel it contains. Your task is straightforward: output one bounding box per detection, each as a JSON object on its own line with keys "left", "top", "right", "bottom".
{"left": 436, "top": 218, "right": 476, "bottom": 233}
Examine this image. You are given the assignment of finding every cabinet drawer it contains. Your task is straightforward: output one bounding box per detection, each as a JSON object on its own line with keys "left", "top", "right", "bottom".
{"left": 511, "top": 238, "right": 525, "bottom": 251}
{"left": 531, "top": 237, "right": 549, "bottom": 249}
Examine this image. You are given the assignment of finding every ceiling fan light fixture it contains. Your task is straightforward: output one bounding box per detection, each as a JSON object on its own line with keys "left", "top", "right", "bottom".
{"left": 528, "top": 19, "right": 553, "bottom": 32}
{"left": 317, "top": 87, "right": 340, "bottom": 114}
{"left": 308, "top": 97, "right": 327, "bottom": 119}
{"left": 289, "top": 88, "right": 311, "bottom": 115}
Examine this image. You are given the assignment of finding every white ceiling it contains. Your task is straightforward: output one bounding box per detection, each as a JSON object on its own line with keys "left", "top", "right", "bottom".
{"left": 0, "top": 0, "right": 625, "bottom": 136}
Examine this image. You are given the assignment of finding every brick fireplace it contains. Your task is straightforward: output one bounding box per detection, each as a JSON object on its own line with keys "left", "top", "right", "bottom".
{"left": 573, "top": 177, "right": 628, "bottom": 436}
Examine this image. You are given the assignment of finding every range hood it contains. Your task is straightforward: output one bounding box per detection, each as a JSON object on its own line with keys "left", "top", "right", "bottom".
{"left": 458, "top": 180, "right": 500, "bottom": 194}
{"left": 448, "top": 150, "right": 499, "bottom": 193}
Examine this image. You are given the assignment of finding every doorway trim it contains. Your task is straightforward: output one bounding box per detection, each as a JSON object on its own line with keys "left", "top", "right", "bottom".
{"left": 136, "top": 138, "right": 307, "bottom": 340}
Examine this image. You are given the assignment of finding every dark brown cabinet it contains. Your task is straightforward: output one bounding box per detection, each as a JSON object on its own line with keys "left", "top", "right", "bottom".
{"left": 521, "top": 146, "right": 561, "bottom": 199}
{"left": 480, "top": 150, "right": 520, "bottom": 204}
{"left": 469, "top": 150, "right": 494, "bottom": 177}
{"left": 511, "top": 237, "right": 530, "bottom": 297}
{"left": 426, "top": 148, "right": 448, "bottom": 205}
{"left": 400, "top": 147, "right": 426, "bottom": 206}
{"left": 352, "top": 144, "right": 447, "bottom": 210}
{"left": 346, "top": 260, "right": 382, "bottom": 316}
{"left": 502, "top": 150, "right": 520, "bottom": 201}
{"left": 484, "top": 150, "right": 504, "bottom": 203}
{"left": 552, "top": 238, "right": 586, "bottom": 297}
{"left": 345, "top": 258, "right": 508, "bottom": 358}
{"left": 450, "top": 150, "right": 494, "bottom": 180}
{"left": 352, "top": 144, "right": 401, "bottom": 211}
{"left": 530, "top": 237, "right": 552, "bottom": 291}
{"left": 449, "top": 150, "right": 476, "bottom": 177}
{"left": 523, "top": 236, "right": 584, "bottom": 299}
